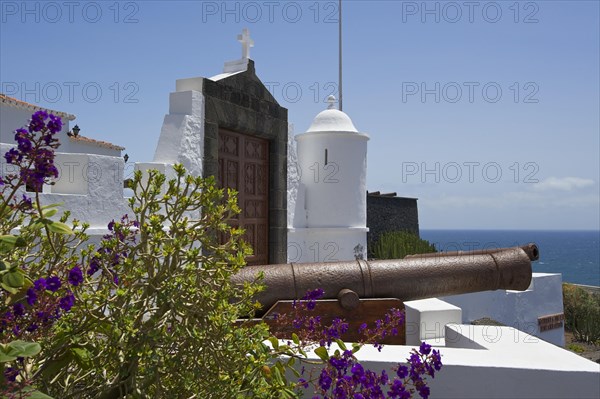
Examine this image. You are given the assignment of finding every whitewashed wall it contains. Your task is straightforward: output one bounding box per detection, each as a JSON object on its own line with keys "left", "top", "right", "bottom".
{"left": 153, "top": 81, "right": 206, "bottom": 177}
{"left": 0, "top": 105, "right": 68, "bottom": 144}
{"left": 441, "top": 273, "right": 565, "bottom": 346}
{"left": 293, "top": 323, "right": 600, "bottom": 399}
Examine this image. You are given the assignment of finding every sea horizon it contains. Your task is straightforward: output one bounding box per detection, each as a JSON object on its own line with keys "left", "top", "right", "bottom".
{"left": 419, "top": 229, "right": 600, "bottom": 287}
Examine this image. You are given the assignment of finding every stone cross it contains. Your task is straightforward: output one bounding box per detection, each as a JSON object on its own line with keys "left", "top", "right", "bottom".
{"left": 237, "top": 28, "right": 254, "bottom": 60}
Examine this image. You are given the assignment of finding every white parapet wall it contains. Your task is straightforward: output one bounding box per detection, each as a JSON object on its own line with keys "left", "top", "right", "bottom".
{"left": 294, "top": 323, "right": 600, "bottom": 399}
{"left": 441, "top": 273, "right": 565, "bottom": 346}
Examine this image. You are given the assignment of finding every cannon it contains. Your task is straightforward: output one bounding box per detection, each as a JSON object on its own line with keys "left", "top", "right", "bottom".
{"left": 233, "top": 246, "right": 535, "bottom": 343}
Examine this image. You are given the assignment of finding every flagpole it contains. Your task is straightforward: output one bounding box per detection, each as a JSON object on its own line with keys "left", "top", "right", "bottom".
{"left": 339, "top": 0, "right": 343, "bottom": 111}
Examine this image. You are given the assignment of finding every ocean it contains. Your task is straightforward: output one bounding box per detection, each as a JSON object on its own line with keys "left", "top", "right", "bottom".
{"left": 419, "top": 230, "right": 600, "bottom": 287}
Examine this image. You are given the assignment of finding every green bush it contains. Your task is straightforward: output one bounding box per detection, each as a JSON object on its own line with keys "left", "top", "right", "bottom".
{"left": 371, "top": 231, "right": 436, "bottom": 260}
{"left": 567, "top": 343, "right": 585, "bottom": 353}
{"left": 35, "top": 166, "right": 288, "bottom": 398}
{"left": 563, "top": 283, "right": 600, "bottom": 344}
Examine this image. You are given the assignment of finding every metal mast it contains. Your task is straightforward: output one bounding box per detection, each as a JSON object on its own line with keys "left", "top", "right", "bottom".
{"left": 339, "top": 0, "right": 343, "bottom": 111}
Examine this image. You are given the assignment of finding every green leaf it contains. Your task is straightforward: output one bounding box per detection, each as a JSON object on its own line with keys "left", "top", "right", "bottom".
{"left": 71, "top": 347, "right": 92, "bottom": 368}
{"left": 0, "top": 235, "right": 26, "bottom": 252}
{"left": 280, "top": 389, "right": 296, "bottom": 399}
{"left": 42, "top": 208, "right": 58, "bottom": 218}
{"left": 1, "top": 282, "right": 19, "bottom": 294}
{"left": 18, "top": 387, "right": 54, "bottom": 399}
{"left": 291, "top": 333, "right": 300, "bottom": 345}
{"left": 3, "top": 270, "right": 24, "bottom": 288}
{"left": 314, "top": 346, "right": 329, "bottom": 361}
{"left": 336, "top": 339, "right": 347, "bottom": 351}
{"left": 0, "top": 235, "right": 18, "bottom": 247}
{"left": 40, "top": 203, "right": 63, "bottom": 210}
{"left": 0, "top": 341, "right": 41, "bottom": 362}
{"left": 8, "top": 340, "right": 41, "bottom": 357}
{"left": 47, "top": 221, "right": 73, "bottom": 235}
{"left": 267, "top": 336, "right": 279, "bottom": 350}
{"left": 0, "top": 344, "right": 17, "bottom": 362}
{"left": 271, "top": 364, "right": 284, "bottom": 383}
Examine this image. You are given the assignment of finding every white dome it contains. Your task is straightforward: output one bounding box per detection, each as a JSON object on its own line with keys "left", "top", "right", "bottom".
{"left": 307, "top": 108, "right": 358, "bottom": 133}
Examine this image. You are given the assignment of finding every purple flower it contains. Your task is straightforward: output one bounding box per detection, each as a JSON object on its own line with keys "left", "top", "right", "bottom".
{"left": 298, "top": 378, "right": 309, "bottom": 389}
{"left": 396, "top": 365, "right": 409, "bottom": 379}
{"left": 419, "top": 342, "right": 432, "bottom": 356}
{"left": 358, "top": 323, "right": 367, "bottom": 333}
{"left": 418, "top": 385, "right": 430, "bottom": 399}
{"left": 388, "top": 379, "right": 410, "bottom": 399}
{"left": 32, "top": 110, "right": 49, "bottom": 120}
{"left": 26, "top": 288, "right": 37, "bottom": 306}
{"left": 21, "top": 194, "right": 33, "bottom": 209}
{"left": 351, "top": 363, "right": 365, "bottom": 378}
{"left": 431, "top": 349, "right": 442, "bottom": 371}
{"left": 68, "top": 265, "right": 84, "bottom": 286}
{"left": 4, "top": 367, "right": 18, "bottom": 382}
{"left": 36, "top": 310, "right": 50, "bottom": 324}
{"left": 34, "top": 278, "right": 47, "bottom": 291}
{"left": 318, "top": 369, "right": 333, "bottom": 391}
{"left": 16, "top": 135, "right": 32, "bottom": 152}
{"left": 29, "top": 110, "right": 48, "bottom": 132}
{"left": 110, "top": 270, "right": 119, "bottom": 285}
{"left": 46, "top": 276, "right": 61, "bottom": 292}
{"left": 4, "top": 148, "right": 22, "bottom": 164}
{"left": 47, "top": 114, "right": 62, "bottom": 134}
{"left": 88, "top": 257, "right": 101, "bottom": 276}
{"left": 59, "top": 292, "right": 75, "bottom": 312}
{"left": 13, "top": 303, "right": 25, "bottom": 317}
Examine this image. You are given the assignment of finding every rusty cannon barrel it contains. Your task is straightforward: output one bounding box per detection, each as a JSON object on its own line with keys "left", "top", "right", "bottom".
{"left": 232, "top": 247, "right": 533, "bottom": 316}
{"left": 404, "top": 243, "right": 540, "bottom": 262}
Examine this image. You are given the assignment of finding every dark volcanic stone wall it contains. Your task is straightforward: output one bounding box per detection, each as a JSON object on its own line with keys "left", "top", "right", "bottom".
{"left": 201, "top": 60, "right": 288, "bottom": 264}
{"left": 367, "top": 195, "right": 420, "bottom": 246}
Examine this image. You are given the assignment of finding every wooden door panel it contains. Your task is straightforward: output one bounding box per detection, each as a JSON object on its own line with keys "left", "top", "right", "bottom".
{"left": 218, "top": 130, "right": 269, "bottom": 265}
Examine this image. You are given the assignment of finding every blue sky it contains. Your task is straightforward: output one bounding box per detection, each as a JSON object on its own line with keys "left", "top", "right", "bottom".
{"left": 1, "top": 0, "right": 598, "bottom": 230}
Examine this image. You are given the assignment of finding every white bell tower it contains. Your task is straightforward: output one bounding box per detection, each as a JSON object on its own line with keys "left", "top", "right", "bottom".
{"left": 288, "top": 96, "right": 369, "bottom": 263}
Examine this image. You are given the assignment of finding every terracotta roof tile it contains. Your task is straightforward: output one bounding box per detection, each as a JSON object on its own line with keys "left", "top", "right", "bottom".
{"left": 69, "top": 135, "right": 125, "bottom": 151}
{"left": 0, "top": 93, "right": 76, "bottom": 121}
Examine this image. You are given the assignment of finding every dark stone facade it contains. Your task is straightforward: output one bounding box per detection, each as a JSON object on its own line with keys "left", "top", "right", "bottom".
{"left": 201, "top": 60, "right": 288, "bottom": 264}
{"left": 367, "top": 194, "right": 420, "bottom": 246}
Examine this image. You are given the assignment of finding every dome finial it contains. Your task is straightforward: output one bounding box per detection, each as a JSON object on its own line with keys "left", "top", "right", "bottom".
{"left": 327, "top": 95, "right": 337, "bottom": 110}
